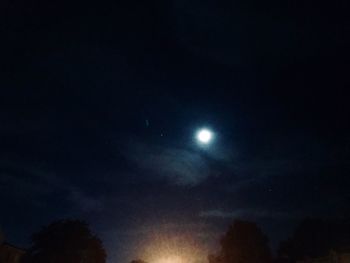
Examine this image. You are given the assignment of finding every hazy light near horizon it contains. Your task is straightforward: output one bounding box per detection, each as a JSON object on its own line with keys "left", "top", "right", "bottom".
{"left": 138, "top": 230, "right": 205, "bottom": 263}
{"left": 154, "top": 255, "right": 185, "bottom": 263}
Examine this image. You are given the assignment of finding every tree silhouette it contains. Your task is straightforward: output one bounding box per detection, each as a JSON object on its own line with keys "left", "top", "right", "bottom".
{"left": 0, "top": 227, "right": 4, "bottom": 244}
{"left": 209, "top": 220, "right": 272, "bottom": 263}
{"left": 24, "top": 219, "right": 106, "bottom": 263}
{"left": 276, "top": 218, "right": 350, "bottom": 263}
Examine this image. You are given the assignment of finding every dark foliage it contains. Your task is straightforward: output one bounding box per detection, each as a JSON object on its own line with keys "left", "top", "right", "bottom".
{"left": 209, "top": 219, "right": 272, "bottom": 263}
{"left": 23, "top": 219, "right": 106, "bottom": 263}
{"left": 276, "top": 218, "right": 350, "bottom": 263}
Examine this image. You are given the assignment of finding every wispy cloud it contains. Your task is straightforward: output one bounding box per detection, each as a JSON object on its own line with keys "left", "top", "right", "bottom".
{"left": 0, "top": 163, "right": 103, "bottom": 213}
{"left": 199, "top": 207, "right": 343, "bottom": 220}
{"left": 199, "top": 208, "right": 298, "bottom": 220}
{"left": 68, "top": 188, "right": 104, "bottom": 213}
{"left": 123, "top": 140, "right": 211, "bottom": 186}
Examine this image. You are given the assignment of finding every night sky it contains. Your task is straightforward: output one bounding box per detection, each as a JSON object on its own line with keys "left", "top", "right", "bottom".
{"left": 1, "top": 1, "right": 349, "bottom": 262}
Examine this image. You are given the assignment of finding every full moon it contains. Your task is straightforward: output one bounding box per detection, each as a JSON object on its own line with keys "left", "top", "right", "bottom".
{"left": 196, "top": 128, "right": 213, "bottom": 144}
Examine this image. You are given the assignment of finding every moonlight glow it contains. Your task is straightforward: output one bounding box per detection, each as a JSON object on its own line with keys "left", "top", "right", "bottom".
{"left": 196, "top": 129, "right": 213, "bottom": 144}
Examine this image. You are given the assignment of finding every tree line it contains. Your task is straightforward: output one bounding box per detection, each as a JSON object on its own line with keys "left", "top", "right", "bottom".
{"left": 21, "top": 218, "right": 350, "bottom": 263}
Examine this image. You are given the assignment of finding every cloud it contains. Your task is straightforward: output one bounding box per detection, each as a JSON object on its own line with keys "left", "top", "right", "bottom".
{"left": 68, "top": 188, "right": 104, "bottom": 213}
{"left": 0, "top": 165, "right": 59, "bottom": 198}
{"left": 119, "top": 137, "right": 329, "bottom": 189}
{"left": 123, "top": 140, "right": 211, "bottom": 186}
{"left": 0, "top": 163, "right": 103, "bottom": 213}
{"left": 199, "top": 209, "right": 301, "bottom": 220}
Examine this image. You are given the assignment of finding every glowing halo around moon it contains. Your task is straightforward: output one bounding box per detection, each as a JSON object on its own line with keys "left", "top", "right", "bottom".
{"left": 196, "top": 128, "right": 214, "bottom": 145}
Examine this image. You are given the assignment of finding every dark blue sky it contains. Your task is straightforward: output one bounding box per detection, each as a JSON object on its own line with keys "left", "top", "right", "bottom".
{"left": 0, "top": 1, "right": 349, "bottom": 262}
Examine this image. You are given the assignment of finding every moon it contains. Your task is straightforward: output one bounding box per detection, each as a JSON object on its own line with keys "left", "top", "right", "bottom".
{"left": 196, "top": 128, "right": 213, "bottom": 144}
